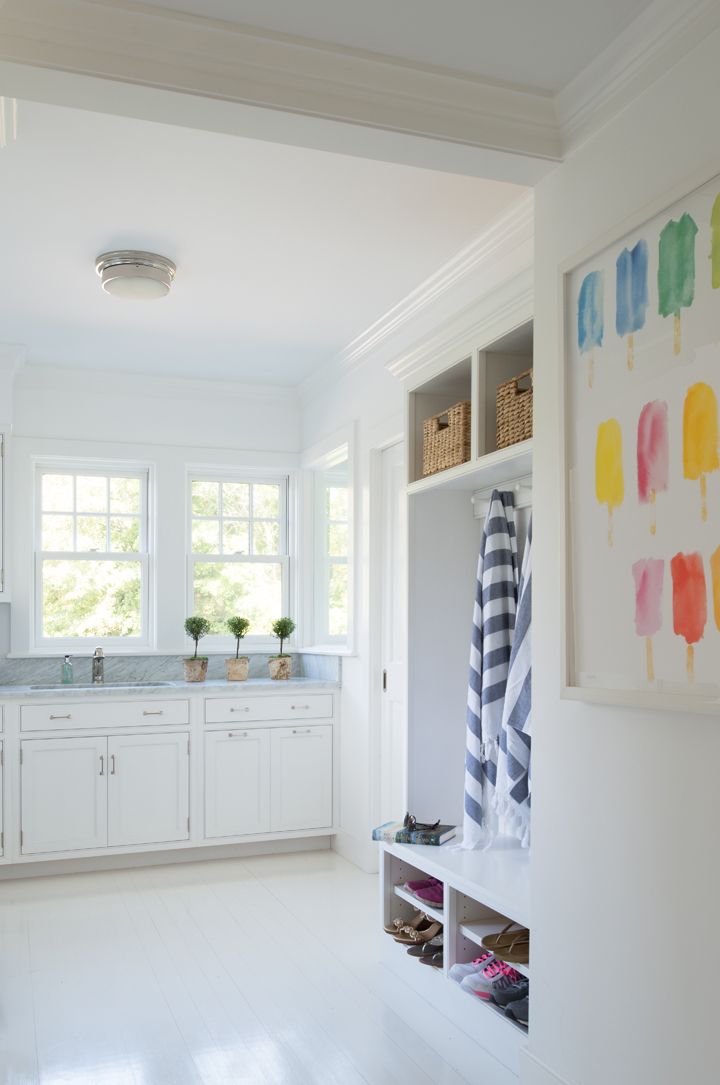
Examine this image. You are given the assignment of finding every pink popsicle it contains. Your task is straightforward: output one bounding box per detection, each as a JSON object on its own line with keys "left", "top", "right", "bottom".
{"left": 637, "top": 400, "right": 669, "bottom": 535}
{"left": 632, "top": 558, "right": 664, "bottom": 680}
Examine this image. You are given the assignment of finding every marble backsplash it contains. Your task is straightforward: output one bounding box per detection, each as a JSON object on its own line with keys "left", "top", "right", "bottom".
{"left": 0, "top": 652, "right": 340, "bottom": 686}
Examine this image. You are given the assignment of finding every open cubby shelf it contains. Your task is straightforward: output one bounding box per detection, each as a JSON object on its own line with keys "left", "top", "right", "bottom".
{"left": 381, "top": 842, "right": 531, "bottom": 1072}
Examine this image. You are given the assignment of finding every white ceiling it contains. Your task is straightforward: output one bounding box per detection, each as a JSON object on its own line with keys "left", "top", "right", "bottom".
{"left": 137, "top": 0, "right": 655, "bottom": 92}
{"left": 0, "top": 100, "right": 524, "bottom": 385}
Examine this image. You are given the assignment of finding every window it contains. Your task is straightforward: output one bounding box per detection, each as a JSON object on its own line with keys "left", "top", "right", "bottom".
{"left": 188, "top": 476, "right": 288, "bottom": 639}
{"left": 312, "top": 448, "right": 351, "bottom": 646}
{"left": 36, "top": 466, "right": 150, "bottom": 645}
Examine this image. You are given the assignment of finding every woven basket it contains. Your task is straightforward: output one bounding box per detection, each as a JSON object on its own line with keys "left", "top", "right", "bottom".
{"left": 422, "top": 400, "right": 471, "bottom": 477}
{"left": 496, "top": 369, "right": 533, "bottom": 450}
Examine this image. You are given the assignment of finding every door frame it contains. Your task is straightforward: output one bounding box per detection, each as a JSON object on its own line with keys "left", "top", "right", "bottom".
{"left": 367, "top": 417, "right": 406, "bottom": 839}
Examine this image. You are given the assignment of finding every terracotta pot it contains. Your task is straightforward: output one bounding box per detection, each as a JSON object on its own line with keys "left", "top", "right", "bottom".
{"left": 183, "top": 657, "right": 208, "bottom": 682}
{"left": 225, "top": 657, "right": 249, "bottom": 681}
{"left": 268, "top": 656, "right": 292, "bottom": 680}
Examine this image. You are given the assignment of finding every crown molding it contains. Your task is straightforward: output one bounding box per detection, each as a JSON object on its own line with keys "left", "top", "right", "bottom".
{"left": 385, "top": 266, "right": 533, "bottom": 385}
{"left": 299, "top": 193, "right": 533, "bottom": 403}
{"left": 556, "top": 0, "right": 720, "bottom": 152}
{"left": 0, "top": 0, "right": 561, "bottom": 161}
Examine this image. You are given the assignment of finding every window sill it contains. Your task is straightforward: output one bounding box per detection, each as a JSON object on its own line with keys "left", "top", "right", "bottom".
{"left": 301, "top": 645, "right": 356, "bottom": 657}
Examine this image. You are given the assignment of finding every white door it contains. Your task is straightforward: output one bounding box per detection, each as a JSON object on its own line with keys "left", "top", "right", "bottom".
{"left": 205, "top": 728, "right": 271, "bottom": 838}
{"left": 107, "top": 732, "right": 189, "bottom": 847}
{"left": 21, "top": 736, "right": 107, "bottom": 854}
{"left": 0, "top": 740, "right": 3, "bottom": 855}
{"left": 270, "top": 725, "right": 332, "bottom": 831}
{"left": 379, "top": 440, "right": 408, "bottom": 824}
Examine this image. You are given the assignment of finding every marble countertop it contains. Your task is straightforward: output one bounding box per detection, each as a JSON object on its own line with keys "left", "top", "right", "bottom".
{"left": 0, "top": 678, "right": 340, "bottom": 701}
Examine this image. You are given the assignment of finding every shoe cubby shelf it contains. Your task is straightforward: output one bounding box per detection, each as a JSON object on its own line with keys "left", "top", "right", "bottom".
{"left": 381, "top": 842, "right": 530, "bottom": 1077}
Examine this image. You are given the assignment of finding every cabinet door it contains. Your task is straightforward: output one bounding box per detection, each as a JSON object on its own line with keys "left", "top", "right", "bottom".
{"left": 270, "top": 725, "right": 333, "bottom": 832}
{"left": 21, "top": 737, "right": 107, "bottom": 854}
{"left": 205, "top": 729, "right": 270, "bottom": 838}
{"left": 0, "top": 740, "right": 3, "bottom": 855}
{"left": 107, "top": 732, "right": 189, "bottom": 847}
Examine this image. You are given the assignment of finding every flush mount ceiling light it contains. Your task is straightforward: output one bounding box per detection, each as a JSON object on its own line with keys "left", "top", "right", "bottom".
{"left": 95, "top": 250, "right": 176, "bottom": 300}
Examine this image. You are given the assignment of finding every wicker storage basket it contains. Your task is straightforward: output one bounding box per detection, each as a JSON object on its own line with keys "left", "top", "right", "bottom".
{"left": 496, "top": 369, "right": 533, "bottom": 450}
{"left": 422, "top": 400, "right": 471, "bottom": 477}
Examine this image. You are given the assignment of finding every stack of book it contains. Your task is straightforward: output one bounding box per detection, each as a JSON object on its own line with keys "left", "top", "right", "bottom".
{"left": 372, "top": 821, "right": 456, "bottom": 846}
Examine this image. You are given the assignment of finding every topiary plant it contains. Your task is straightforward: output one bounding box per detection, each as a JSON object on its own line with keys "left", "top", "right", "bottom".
{"left": 184, "top": 615, "right": 211, "bottom": 659}
{"left": 271, "top": 617, "right": 295, "bottom": 657}
{"left": 226, "top": 616, "right": 250, "bottom": 659}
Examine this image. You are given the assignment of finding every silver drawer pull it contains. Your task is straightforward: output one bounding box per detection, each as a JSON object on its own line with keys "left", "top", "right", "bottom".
{"left": 110, "top": 754, "right": 116, "bottom": 775}
{"left": 99, "top": 754, "right": 104, "bottom": 775}
{"left": 142, "top": 710, "right": 164, "bottom": 716}
{"left": 230, "top": 707, "right": 250, "bottom": 713}
{"left": 291, "top": 705, "right": 311, "bottom": 710}
{"left": 228, "top": 731, "right": 249, "bottom": 738}
{"left": 292, "top": 728, "right": 312, "bottom": 735}
{"left": 49, "top": 713, "right": 72, "bottom": 720}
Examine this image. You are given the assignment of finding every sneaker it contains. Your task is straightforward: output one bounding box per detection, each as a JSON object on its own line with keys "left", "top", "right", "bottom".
{"left": 414, "top": 882, "right": 444, "bottom": 906}
{"left": 505, "top": 996, "right": 529, "bottom": 1026}
{"left": 405, "top": 876, "right": 441, "bottom": 892}
{"left": 490, "top": 978, "right": 529, "bottom": 1008}
{"left": 460, "top": 959, "right": 522, "bottom": 1000}
{"left": 448, "top": 952, "right": 495, "bottom": 983}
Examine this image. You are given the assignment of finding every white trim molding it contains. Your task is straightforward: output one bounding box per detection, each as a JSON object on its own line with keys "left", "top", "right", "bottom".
{"left": 0, "top": 0, "right": 561, "bottom": 161}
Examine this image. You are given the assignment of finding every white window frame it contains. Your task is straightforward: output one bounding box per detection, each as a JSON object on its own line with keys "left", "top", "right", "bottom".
{"left": 300, "top": 430, "right": 355, "bottom": 654}
{"left": 33, "top": 461, "right": 153, "bottom": 651}
{"left": 186, "top": 469, "right": 291, "bottom": 652}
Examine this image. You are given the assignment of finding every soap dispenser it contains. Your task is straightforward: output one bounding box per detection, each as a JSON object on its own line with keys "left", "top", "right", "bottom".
{"left": 61, "top": 654, "right": 73, "bottom": 684}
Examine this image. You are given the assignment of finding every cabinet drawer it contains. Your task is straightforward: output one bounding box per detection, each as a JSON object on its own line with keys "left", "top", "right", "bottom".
{"left": 205, "top": 694, "right": 333, "bottom": 724}
{"left": 20, "top": 699, "right": 190, "bottom": 732}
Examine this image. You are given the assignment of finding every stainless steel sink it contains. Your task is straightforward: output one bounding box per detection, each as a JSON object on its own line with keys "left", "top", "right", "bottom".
{"left": 29, "top": 681, "right": 174, "bottom": 690}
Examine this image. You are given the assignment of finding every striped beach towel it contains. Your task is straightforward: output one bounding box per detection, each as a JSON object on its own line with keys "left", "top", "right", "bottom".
{"left": 461, "top": 491, "right": 518, "bottom": 849}
{"left": 495, "top": 519, "right": 532, "bottom": 847}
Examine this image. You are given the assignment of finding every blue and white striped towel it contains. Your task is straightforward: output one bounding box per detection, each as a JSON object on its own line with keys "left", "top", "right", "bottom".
{"left": 495, "top": 519, "right": 532, "bottom": 848}
{"left": 461, "top": 491, "right": 518, "bottom": 850}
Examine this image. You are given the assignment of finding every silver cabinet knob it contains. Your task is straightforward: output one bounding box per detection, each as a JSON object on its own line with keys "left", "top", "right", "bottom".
{"left": 230, "top": 706, "right": 250, "bottom": 713}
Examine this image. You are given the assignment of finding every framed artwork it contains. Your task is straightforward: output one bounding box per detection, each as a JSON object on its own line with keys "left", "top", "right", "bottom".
{"left": 563, "top": 171, "right": 720, "bottom": 712}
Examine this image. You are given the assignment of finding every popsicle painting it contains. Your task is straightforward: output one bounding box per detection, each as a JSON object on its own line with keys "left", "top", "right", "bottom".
{"left": 596, "top": 418, "right": 624, "bottom": 546}
{"left": 637, "top": 400, "right": 669, "bottom": 535}
{"left": 566, "top": 171, "right": 720, "bottom": 708}
{"left": 683, "top": 382, "right": 719, "bottom": 522}
{"left": 616, "top": 240, "right": 648, "bottom": 369}
{"left": 658, "top": 212, "right": 697, "bottom": 355}
{"left": 632, "top": 559, "right": 664, "bottom": 681}
{"left": 577, "top": 270, "right": 603, "bottom": 388}
{"left": 670, "top": 552, "right": 707, "bottom": 681}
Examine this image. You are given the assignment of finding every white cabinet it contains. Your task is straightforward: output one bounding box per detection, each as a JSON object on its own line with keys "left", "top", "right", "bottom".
{"left": 205, "top": 729, "right": 270, "bottom": 838}
{"left": 0, "top": 740, "right": 3, "bottom": 855}
{"left": 270, "top": 725, "right": 332, "bottom": 831}
{"left": 21, "top": 733, "right": 189, "bottom": 855}
{"left": 108, "top": 733, "right": 189, "bottom": 847}
{"left": 21, "top": 736, "right": 107, "bottom": 854}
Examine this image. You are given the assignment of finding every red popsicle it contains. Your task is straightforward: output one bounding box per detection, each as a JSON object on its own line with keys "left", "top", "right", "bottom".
{"left": 670, "top": 551, "right": 707, "bottom": 681}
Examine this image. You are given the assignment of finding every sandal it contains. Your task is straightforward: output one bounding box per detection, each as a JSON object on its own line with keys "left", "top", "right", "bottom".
{"left": 384, "top": 910, "right": 427, "bottom": 935}
{"left": 407, "top": 936, "right": 443, "bottom": 957}
{"left": 481, "top": 922, "right": 528, "bottom": 951}
{"left": 495, "top": 934, "right": 530, "bottom": 965}
{"left": 419, "top": 951, "right": 443, "bottom": 969}
{"left": 394, "top": 920, "right": 443, "bottom": 945}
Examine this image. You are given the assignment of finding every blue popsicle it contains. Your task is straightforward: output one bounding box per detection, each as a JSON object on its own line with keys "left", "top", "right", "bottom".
{"left": 578, "top": 270, "right": 604, "bottom": 388}
{"left": 616, "top": 240, "right": 648, "bottom": 370}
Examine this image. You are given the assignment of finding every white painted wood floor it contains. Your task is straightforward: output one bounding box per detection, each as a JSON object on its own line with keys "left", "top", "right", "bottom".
{"left": 0, "top": 849, "right": 480, "bottom": 1085}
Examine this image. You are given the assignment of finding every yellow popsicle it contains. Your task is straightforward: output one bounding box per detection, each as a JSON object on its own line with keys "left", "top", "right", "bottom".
{"left": 596, "top": 418, "right": 624, "bottom": 546}
{"left": 683, "top": 382, "right": 719, "bottom": 521}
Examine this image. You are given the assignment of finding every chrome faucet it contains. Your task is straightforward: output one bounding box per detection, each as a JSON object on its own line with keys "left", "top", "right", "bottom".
{"left": 92, "top": 646, "right": 105, "bottom": 684}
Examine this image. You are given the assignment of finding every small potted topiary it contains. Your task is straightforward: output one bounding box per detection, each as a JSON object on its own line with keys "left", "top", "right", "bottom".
{"left": 226, "top": 616, "right": 250, "bottom": 681}
{"left": 269, "top": 617, "right": 295, "bottom": 680}
{"left": 184, "top": 615, "right": 211, "bottom": 682}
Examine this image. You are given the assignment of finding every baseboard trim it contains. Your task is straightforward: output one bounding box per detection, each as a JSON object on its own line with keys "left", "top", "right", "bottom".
{"left": 520, "top": 1049, "right": 574, "bottom": 1085}
{"left": 331, "top": 830, "right": 378, "bottom": 872}
{"left": 0, "top": 835, "right": 331, "bottom": 880}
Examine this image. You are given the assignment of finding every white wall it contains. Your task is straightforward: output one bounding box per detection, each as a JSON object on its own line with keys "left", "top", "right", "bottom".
{"left": 529, "top": 29, "right": 720, "bottom": 1085}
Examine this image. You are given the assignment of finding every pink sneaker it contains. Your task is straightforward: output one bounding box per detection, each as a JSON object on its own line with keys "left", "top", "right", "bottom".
{"left": 405, "top": 876, "right": 442, "bottom": 892}
{"left": 414, "top": 882, "right": 444, "bottom": 906}
{"left": 448, "top": 953, "right": 495, "bottom": 983}
{"left": 459, "top": 958, "right": 522, "bottom": 1000}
